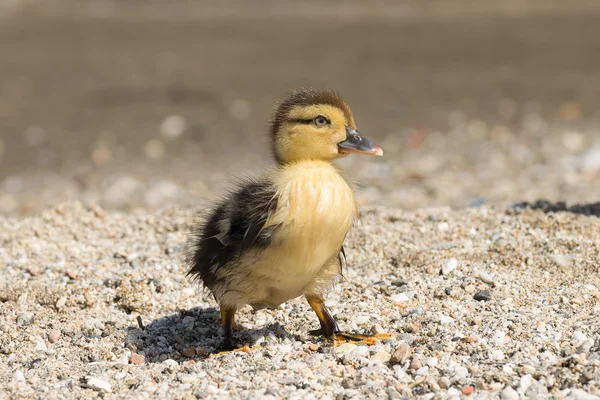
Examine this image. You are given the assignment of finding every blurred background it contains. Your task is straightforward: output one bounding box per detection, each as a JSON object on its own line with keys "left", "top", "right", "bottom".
{"left": 1, "top": 0, "right": 599, "bottom": 216}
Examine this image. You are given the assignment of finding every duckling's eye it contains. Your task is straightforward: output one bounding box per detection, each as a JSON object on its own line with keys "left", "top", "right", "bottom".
{"left": 313, "top": 115, "right": 330, "bottom": 127}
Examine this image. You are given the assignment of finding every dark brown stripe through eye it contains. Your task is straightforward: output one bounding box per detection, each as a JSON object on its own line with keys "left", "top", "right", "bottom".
{"left": 289, "top": 119, "right": 314, "bottom": 124}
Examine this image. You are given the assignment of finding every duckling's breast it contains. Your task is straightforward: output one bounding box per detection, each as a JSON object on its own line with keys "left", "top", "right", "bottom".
{"left": 241, "top": 161, "right": 356, "bottom": 306}
{"left": 272, "top": 161, "right": 356, "bottom": 254}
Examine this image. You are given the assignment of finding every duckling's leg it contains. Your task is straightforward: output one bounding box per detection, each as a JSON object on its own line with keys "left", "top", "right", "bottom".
{"left": 306, "top": 294, "right": 339, "bottom": 337}
{"left": 220, "top": 306, "right": 236, "bottom": 350}
{"left": 305, "top": 294, "right": 391, "bottom": 344}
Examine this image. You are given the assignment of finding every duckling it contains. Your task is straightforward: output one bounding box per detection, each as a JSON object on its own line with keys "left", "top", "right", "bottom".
{"left": 185, "top": 88, "right": 384, "bottom": 350}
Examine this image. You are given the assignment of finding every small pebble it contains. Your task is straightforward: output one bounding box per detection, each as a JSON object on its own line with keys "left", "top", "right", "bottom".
{"left": 13, "top": 370, "right": 25, "bottom": 382}
{"left": 490, "top": 349, "right": 505, "bottom": 360}
{"left": 441, "top": 258, "right": 457, "bottom": 275}
{"left": 195, "top": 347, "right": 207, "bottom": 356}
{"left": 464, "top": 284, "right": 476, "bottom": 294}
{"left": 371, "top": 351, "right": 391, "bottom": 363}
{"left": 500, "top": 386, "right": 519, "bottom": 400}
{"left": 492, "top": 330, "right": 506, "bottom": 346}
{"left": 81, "top": 376, "right": 112, "bottom": 393}
{"left": 567, "top": 388, "right": 600, "bottom": 400}
{"left": 391, "top": 343, "right": 411, "bottom": 364}
{"left": 163, "top": 359, "right": 178, "bottom": 367}
{"left": 410, "top": 357, "right": 422, "bottom": 370}
{"left": 576, "top": 340, "right": 594, "bottom": 354}
{"left": 334, "top": 343, "right": 357, "bottom": 355}
{"left": 354, "top": 315, "right": 370, "bottom": 325}
{"left": 182, "top": 316, "right": 195, "bottom": 330}
{"left": 408, "top": 307, "right": 424, "bottom": 315}
{"left": 205, "top": 384, "right": 219, "bottom": 395}
{"left": 182, "top": 347, "right": 196, "bottom": 358}
{"left": 393, "top": 365, "right": 409, "bottom": 383}
{"left": 473, "top": 290, "right": 492, "bottom": 301}
{"left": 370, "top": 324, "right": 386, "bottom": 335}
{"left": 56, "top": 297, "right": 67, "bottom": 309}
{"left": 520, "top": 365, "right": 536, "bottom": 375}
{"left": 115, "top": 351, "right": 130, "bottom": 365}
{"left": 399, "top": 334, "right": 414, "bottom": 345}
{"left": 390, "top": 293, "right": 409, "bottom": 303}
{"left": 48, "top": 330, "right": 61, "bottom": 344}
{"left": 477, "top": 270, "right": 495, "bottom": 285}
{"left": 349, "top": 345, "right": 369, "bottom": 359}
{"left": 426, "top": 357, "right": 438, "bottom": 368}
{"left": 550, "top": 254, "right": 573, "bottom": 268}
{"left": 130, "top": 353, "right": 145, "bottom": 365}
{"left": 462, "top": 386, "right": 474, "bottom": 395}
{"left": 453, "top": 365, "right": 470, "bottom": 380}
{"left": 16, "top": 312, "right": 34, "bottom": 326}
{"left": 518, "top": 374, "right": 533, "bottom": 394}
{"left": 438, "top": 377, "right": 451, "bottom": 389}
{"left": 572, "top": 297, "right": 584, "bottom": 305}
{"left": 475, "top": 379, "right": 488, "bottom": 390}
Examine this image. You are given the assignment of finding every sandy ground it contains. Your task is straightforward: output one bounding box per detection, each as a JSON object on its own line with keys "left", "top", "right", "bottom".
{"left": 0, "top": 202, "right": 599, "bottom": 399}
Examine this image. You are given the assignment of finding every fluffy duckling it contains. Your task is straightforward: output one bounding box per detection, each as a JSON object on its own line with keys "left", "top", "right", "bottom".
{"left": 186, "top": 88, "right": 384, "bottom": 349}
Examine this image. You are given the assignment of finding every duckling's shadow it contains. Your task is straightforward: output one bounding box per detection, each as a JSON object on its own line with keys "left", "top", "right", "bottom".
{"left": 124, "top": 307, "right": 295, "bottom": 362}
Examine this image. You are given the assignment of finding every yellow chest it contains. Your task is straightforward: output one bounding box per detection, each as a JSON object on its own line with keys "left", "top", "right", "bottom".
{"left": 268, "top": 161, "right": 356, "bottom": 266}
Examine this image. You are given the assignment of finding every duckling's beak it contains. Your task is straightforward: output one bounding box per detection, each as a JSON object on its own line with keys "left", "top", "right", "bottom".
{"left": 338, "top": 128, "right": 383, "bottom": 156}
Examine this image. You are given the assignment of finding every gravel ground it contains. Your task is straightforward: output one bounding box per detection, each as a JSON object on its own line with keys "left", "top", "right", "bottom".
{"left": 1, "top": 202, "right": 599, "bottom": 399}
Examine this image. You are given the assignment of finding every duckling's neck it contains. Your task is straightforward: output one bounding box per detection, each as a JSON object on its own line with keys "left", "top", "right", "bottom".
{"left": 271, "top": 158, "right": 358, "bottom": 223}
{"left": 275, "top": 159, "right": 342, "bottom": 183}
{"left": 278, "top": 158, "right": 334, "bottom": 168}
{"left": 276, "top": 157, "right": 336, "bottom": 167}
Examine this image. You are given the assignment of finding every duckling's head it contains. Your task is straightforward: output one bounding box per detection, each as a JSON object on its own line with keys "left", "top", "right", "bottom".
{"left": 270, "top": 88, "right": 383, "bottom": 164}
